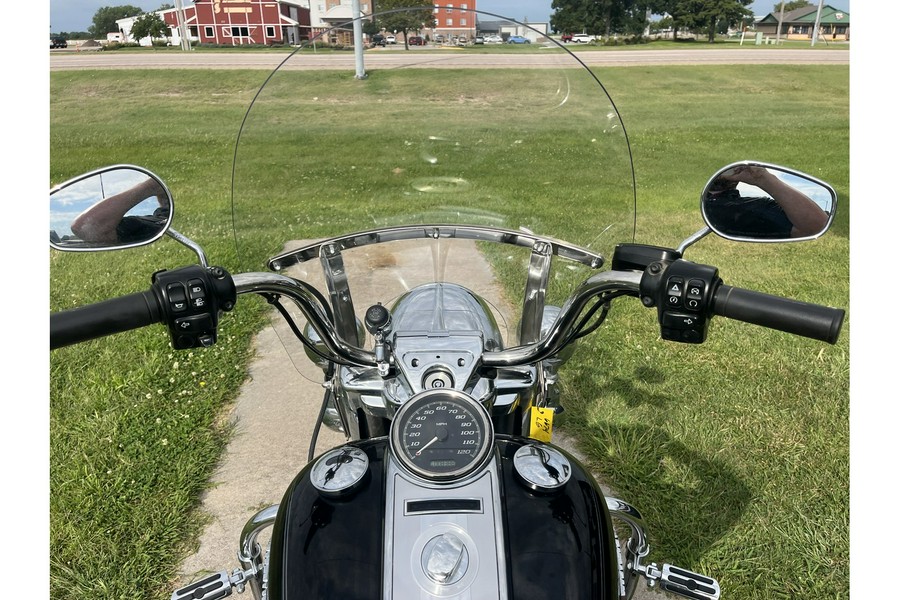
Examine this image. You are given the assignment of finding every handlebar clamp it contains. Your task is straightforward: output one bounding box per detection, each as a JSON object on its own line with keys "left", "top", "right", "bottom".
{"left": 152, "top": 265, "right": 237, "bottom": 350}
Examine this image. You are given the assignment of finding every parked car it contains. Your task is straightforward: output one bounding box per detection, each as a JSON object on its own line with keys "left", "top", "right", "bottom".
{"left": 50, "top": 36, "right": 67, "bottom": 49}
{"left": 474, "top": 36, "right": 484, "bottom": 45}
{"left": 560, "top": 33, "right": 573, "bottom": 43}
{"left": 456, "top": 36, "right": 468, "bottom": 46}
{"left": 571, "top": 34, "right": 596, "bottom": 43}
{"left": 506, "top": 35, "right": 531, "bottom": 44}
{"left": 386, "top": 35, "right": 396, "bottom": 44}
{"left": 434, "top": 34, "right": 445, "bottom": 43}
{"left": 486, "top": 34, "right": 503, "bottom": 44}
{"left": 371, "top": 34, "right": 386, "bottom": 47}
{"left": 408, "top": 36, "right": 426, "bottom": 46}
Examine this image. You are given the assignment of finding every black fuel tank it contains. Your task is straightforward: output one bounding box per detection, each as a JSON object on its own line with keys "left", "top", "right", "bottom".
{"left": 267, "top": 437, "right": 618, "bottom": 600}
{"left": 496, "top": 436, "right": 620, "bottom": 600}
{"left": 266, "top": 439, "right": 387, "bottom": 600}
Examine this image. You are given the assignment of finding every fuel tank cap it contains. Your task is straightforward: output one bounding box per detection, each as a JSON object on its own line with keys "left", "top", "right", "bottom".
{"left": 513, "top": 443, "right": 571, "bottom": 492}
{"left": 422, "top": 533, "right": 469, "bottom": 585}
{"left": 310, "top": 446, "right": 369, "bottom": 497}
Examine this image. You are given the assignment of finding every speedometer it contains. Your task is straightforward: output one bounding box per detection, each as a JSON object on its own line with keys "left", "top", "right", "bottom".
{"left": 390, "top": 389, "right": 494, "bottom": 482}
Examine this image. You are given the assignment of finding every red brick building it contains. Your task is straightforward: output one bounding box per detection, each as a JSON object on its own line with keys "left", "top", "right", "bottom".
{"left": 432, "top": 2, "right": 477, "bottom": 41}
{"left": 162, "top": 0, "right": 312, "bottom": 46}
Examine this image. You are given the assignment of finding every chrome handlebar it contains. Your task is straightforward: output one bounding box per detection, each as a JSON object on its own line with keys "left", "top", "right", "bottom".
{"left": 233, "top": 270, "right": 643, "bottom": 369}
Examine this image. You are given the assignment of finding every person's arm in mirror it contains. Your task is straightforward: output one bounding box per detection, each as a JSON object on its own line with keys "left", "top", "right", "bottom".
{"left": 720, "top": 166, "right": 828, "bottom": 238}
{"left": 70, "top": 177, "right": 169, "bottom": 243}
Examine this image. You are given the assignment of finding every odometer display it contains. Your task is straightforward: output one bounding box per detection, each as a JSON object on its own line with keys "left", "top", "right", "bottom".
{"left": 390, "top": 389, "right": 493, "bottom": 482}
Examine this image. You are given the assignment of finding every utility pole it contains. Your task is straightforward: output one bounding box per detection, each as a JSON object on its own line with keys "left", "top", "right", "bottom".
{"left": 174, "top": 0, "right": 192, "bottom": 51}
{"left": 775, "top": 2, "right": 785, "bottom": 45}
{"left": 811, "top": 0, "right": 825, "bottom": 46}
{"left": 352, "top": 0, "right": 367, "bottom": 79}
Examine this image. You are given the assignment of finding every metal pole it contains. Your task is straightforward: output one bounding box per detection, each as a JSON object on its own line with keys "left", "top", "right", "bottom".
{"left": 174, "top": 0, "right": 192, "bottom": 51}
{"left": 811, "top": 0, "right": 824, "bottom": 46}
{"left": 352, "top": 0, "right": 367, "bottom": 79}
{"left": 775, "top": 2, "right": 785, "bottom": 45}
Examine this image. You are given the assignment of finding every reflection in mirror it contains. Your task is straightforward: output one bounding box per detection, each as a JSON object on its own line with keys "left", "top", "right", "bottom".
{"left": 50, "top": 165, "right": 173, "bottom": 251}
{"left": 701, "top": 162, "right": 836, "bottom": 242}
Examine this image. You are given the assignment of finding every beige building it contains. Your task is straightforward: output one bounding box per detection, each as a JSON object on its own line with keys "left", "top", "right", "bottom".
{"left": 756, "top": 4, "right": 849, "bottom": 42}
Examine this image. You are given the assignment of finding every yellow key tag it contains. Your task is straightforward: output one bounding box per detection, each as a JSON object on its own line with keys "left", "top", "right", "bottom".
{"left": 528, "top": 406, "right": 554, "bottom": 442}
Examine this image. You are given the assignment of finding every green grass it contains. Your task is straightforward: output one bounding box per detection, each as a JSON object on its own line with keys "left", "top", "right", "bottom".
{"left": 50, "top": 64, "right": 848, "bottom": 600}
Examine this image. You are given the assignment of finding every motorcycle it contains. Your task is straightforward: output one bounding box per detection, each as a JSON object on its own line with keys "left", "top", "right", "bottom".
{"left": 49, "top": 9, "right": 846, "bottom": 600}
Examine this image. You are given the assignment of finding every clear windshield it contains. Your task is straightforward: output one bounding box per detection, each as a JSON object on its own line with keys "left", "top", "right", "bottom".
{"left": 231, "top": 9, "right": 635, "bottom": 362}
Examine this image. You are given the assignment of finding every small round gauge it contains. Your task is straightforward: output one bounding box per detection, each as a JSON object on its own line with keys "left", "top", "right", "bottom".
{"left": 390, "top": 389, "right": 494, "bottom": 482}
{"left": 513, "top": 443, "right": 571, "bottom": 492}
{"left": 310, "top": 446, "right": 369, "bottom": 497}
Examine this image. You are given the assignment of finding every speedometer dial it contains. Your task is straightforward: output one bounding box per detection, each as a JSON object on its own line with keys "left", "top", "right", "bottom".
{"left": 390, "top": 389, "right": 493, "bottom": 482}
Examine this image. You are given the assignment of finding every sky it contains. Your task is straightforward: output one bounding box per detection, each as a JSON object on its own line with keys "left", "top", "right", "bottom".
{"left": 49, "top": 1, "right": 852, "bottom": 33}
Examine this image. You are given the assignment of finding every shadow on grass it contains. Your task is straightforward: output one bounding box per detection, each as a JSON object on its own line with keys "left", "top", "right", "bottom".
{"left": 564, "top": 366, "right": 752, "bottom": 567}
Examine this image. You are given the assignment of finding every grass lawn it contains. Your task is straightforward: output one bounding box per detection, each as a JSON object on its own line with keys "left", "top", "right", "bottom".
{"left": 49, "top": 62, "right": 848, "bottom": 600}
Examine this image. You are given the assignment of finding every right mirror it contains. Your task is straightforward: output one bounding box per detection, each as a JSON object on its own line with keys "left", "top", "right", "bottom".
{"left": 701, "top": 162, "right": 836, "bottom": 242}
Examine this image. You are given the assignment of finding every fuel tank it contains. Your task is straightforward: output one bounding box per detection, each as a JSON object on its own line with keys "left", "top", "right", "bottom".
{"left": 266, "top": 437, "right": 619, "bottom": 600}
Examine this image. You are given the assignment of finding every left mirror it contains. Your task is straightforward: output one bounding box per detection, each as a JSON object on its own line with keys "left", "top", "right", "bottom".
{"left": 50, "top": 165, "right": 173, "bottom": 251}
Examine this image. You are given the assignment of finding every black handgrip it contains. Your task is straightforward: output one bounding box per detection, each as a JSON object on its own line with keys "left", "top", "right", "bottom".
{"left": 711, "top": 284, "right": 845, "bottom": 344}
{"left": 50, "top": 290, "right": 163, "bottom": 350}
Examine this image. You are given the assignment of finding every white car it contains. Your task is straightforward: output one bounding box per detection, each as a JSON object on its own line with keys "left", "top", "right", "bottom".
{"left": 571, "top": 34, "right": 596, "bottom": 43}
{"left": 386, "top": 35, "right": 396, "bottom": 44}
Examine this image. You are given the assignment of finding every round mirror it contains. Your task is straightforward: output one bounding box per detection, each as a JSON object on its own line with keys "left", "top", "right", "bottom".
{"left": 701, "top": 162, "right": 836, "bottom": 242}
{"left": 50, "top": 165, "right": 173, "bottom": 251}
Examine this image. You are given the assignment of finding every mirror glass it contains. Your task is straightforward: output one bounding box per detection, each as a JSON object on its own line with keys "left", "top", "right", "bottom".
{"left": 50, "top": 166, "right": 173, "bottom": 251}
{"left": 701, "top": 163, "right": 836, "bottom": 242}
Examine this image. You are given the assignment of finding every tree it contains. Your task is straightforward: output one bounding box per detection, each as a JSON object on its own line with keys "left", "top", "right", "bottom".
{"left": 648, "top": 15, "right": 674, "bottom": 34}
{"left": 646, "top": 0, "right": 686, "bottom": 39}
{"left": 773, "top": 1, "right": 812, "bottom": 12}
{"left": 131, "top": 12, "right": 170, "bottom": 42}
{"left": 551, "top": 0, "right": 650, "bottom": 38}
{"left": 373, "top": 0, "right": 434, "bottom": 49}
{"left": 551, "top": 0, "right": 588, "bottom": 34}
{"left": 363, "top": 19, "right": 380, "bottom": 37}
{"left": 89, "top": 5, "right": 145, "bottom": 38}
{"left": 647, "top": 0, "right": 751, "bottom": 42}
{"left": 685, "top": 0, "right": 752, "bottom": 43}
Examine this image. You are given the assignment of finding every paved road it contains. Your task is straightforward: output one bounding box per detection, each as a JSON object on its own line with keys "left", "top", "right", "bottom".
{"left": 50, "top": 47, "right": 848, "bottom": 71}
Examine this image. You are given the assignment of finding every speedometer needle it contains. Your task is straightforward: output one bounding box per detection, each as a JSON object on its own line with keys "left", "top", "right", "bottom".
{"left": 415, "top": 436, "right": 440, "bottom": 457}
